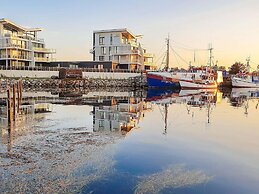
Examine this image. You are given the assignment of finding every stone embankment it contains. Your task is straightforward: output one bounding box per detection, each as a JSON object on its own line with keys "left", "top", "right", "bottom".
{"left": 0, "top": 76, "right": 147, "bottom": 92}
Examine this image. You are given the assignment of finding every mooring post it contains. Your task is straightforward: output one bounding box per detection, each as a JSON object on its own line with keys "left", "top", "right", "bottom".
{"left": 17, "top": 83, "right": 20, "bottom": 113}
{"left": 7, "top": 88, "right": 12, "bottom": 126}
{"left": 19, "top": 80, "right": 23, "bottom": 106}
{"left": 13, "top": 83, "right": 17, "bottom": 121}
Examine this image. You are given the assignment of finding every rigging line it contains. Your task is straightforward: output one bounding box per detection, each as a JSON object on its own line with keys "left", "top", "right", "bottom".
{"left": 172, "top": 49, "right": 181, "bottom": 68}
{"left": 155, "top": 51, "right": 166, "bottom": 64}
{"left": 158, "top": 53, "right": 167, "bottom": 70}
{"left": 171, "top": 40, "right": 208, "bottom": 51}
{"left": 170, "top": 45, "right": 189, "bottom": 65}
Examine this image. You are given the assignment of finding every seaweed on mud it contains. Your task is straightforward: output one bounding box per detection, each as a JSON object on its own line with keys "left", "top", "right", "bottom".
{"left": 134, "top": 164, "right": 212, "bottom": 194}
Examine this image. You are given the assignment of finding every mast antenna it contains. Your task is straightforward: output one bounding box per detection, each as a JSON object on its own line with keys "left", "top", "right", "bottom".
{"left": 208, "top": 43, "right": 213, "bottom": 67}
{"left": 165, "top": 34, "right": 170, "bottom": 71}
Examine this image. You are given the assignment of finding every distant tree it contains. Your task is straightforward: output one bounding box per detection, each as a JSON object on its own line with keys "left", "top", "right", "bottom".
{"left": 229, "top": 62, "right": 247, "bottom": 75}
{"left": 218, "top": 66, "right": 226, "bottom": 71}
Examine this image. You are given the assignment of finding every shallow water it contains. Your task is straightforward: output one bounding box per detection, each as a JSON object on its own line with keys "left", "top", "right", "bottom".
{"left": 1, "top": 88, "right": 259, "bottom": 194}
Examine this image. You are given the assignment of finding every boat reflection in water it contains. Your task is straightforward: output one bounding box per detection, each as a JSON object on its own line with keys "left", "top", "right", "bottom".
{"left": 230, "top": 88, "right": 259, "bottom": 115}
{"left": 146, "top": 88, "right": 218, "bottom": 129}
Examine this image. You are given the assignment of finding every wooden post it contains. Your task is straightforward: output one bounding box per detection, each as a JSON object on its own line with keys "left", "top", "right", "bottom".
{"left": 7, "top": 88, "right": 12, "bottom": 126}
{"left": 13, "top": 84, "right": 16, "bottom": 121}
{"left": 19, "top": 80, "right": 22, "bottom": 106}
{"left": 17, "top": 83, "right": 20, "bottom": 113}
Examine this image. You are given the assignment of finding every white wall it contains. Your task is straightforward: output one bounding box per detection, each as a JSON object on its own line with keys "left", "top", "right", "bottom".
{"left": 0, "top": 70, "right": 59, "bottom": 78}
{"left": 0, "top": 70, "right": 140, "bottom": 79}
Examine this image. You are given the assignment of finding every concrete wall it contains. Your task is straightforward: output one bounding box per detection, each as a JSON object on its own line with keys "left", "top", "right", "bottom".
{"left": 0, "top": 70, "right": 59, "bottom": 78}
{"left": 0, "top": 70, "right": 140, "bottom": 79}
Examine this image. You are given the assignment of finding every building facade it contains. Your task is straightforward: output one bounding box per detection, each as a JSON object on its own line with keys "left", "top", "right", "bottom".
{"left": 91, "top": 28, "right": 155, "bottom": 71}
{"left": 0, "top": 18, "right": 55, "bottom": 68}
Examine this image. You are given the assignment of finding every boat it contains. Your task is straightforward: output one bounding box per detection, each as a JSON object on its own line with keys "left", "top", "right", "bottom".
{"left": 232, "top": 58, "right": 259, "bottom": 88}
{"left": 146, "top": 37, "right": 221, "bottom": 89}
{"left": 232, "top": 74, "right": 259, "bottom": 88}
{"left": 179, "top": 70, "right": 218, "bottom": 89}
{"left": 146, "top": 36, "right": 180, "bottom": 88}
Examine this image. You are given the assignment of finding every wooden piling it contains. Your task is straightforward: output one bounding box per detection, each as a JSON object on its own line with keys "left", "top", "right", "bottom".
{"left": 17, "top": 83, "right": 20, "bottom": 113}
{"left": 7, "top": 88, "right": 12, "bottom": 126}
{"left": 13, "top": 84, "right": 17, "bottom": 120}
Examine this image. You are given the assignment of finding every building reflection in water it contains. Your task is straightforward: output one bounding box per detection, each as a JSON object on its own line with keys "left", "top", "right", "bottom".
{"left": 92, "top": 97, "right": 151, "bottom": 135}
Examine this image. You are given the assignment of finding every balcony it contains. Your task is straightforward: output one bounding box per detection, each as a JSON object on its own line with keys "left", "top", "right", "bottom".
{"left": 34, "top": 57, "right": 55, "bottom": 62}
{"left": 144, "top": 53, "right": 154, "bottom": 58}
{"left": 0, "top": 43, "right": 31, "bottom": 50}
{"left": 33, "top": 47, "right": 56, "bottom": 53}
{"left": 0, "top": 54, "right": 32, "bottom": 61}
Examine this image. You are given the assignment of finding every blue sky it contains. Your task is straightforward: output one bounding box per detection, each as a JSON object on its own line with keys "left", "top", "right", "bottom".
{"left": 1, "top": 0, "right": 259, "bottom": 68}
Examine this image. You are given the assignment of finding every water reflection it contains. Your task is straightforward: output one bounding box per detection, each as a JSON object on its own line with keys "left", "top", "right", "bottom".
{"left": 1, "top": 88, "right": 259, "bottom": 193}
{"left": 92, "top": 97, "right": 150, "bottom": 135}
{"left": 146, "top": 89, "right": 218, "bottom": 125}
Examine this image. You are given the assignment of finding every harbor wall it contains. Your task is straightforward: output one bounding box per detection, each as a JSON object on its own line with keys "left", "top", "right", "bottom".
{"left": 0, "top": 70, "right": 141, "bottom": 79}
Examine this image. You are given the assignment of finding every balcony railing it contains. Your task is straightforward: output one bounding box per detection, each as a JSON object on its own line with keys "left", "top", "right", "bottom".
{"left": 0, "top": 43, "right": 31, "bottom": 50}
{"left": 2, "top": 34, "right": 45, "bottom": 43}
{"left": 33, "top": 47, "right": 56, "bottom": 53}
{"left": 0, "top": 54, "right": 32, "bottom": 60}
{"left": 34, "top": 57, "right": 55, "bottom": 62}
{"left": 144, "top": 53, "right": 154, "bottom": 58}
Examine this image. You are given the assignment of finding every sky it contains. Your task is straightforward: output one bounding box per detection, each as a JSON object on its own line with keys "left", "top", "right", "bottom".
{"left": 1, "top": 0, "right": 259, "bottom": 69}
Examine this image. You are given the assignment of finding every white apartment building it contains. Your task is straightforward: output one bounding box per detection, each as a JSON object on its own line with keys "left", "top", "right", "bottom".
{"left": 91, "top": 28, "right": 155, "bottom": 71}
{"left": 0, "top": 18, "right": 55, "bottom": 68}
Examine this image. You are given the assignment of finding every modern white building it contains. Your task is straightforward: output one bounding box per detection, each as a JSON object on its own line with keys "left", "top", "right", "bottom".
{"left": 0, "top": 18, "right": 55, "bottom": 69}
{"left": 91, "top": 28, "right": 155, "bottom": 71}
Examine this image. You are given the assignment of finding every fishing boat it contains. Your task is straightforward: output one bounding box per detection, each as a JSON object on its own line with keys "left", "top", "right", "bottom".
{"left": 146, "top": 36, "right": 180, "bottom": 88}
{"left": 232, "top": 58, "right": 259, "bottom": 88}
{"left": 179, "top": 70, "right": 218, "bottom": 89}
{"left": 146, "top": 37, "right": 221, "bottom": 89}
{"left": 232, "top": 74, "right": 259, "bottom": 88}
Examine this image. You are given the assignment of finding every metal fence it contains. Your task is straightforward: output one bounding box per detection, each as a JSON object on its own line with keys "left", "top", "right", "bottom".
{"left": 0, "top": 66, "right": 144, "bottom": 74}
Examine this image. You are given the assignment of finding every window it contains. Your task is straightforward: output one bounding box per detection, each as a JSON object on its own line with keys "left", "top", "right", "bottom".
{"left": 114, "top": 46, "right": 118, "bottom": 54}
{"left": 109, "top": 56, "right": 112, "bottom": 61}
{"left": 101, "top": 47, "right": 106, "bottom": 55}
{"left": 99, "top": 36, "right": 105, "bottom": 45}
{"left": 109, "top": 47, "right": 112, "bottom": 55}
{"left": 99, "top": 56, "right": 104, "bottom": 61}
{"left": 110, "top": 34, "right": 113, "bottom": 45}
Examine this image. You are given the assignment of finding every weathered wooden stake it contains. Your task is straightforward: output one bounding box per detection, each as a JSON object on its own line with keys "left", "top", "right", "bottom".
{"left": 18, "top": 80, "right": 23, "bottom": 108}
{"left": 17, "top": 83, "right": 20, "bottom": 113}
{"left": 13, "top": 83, "right": 17, "bottom": 121}
{"left": 7, "top": 88, "right": 12, "bottom": 125}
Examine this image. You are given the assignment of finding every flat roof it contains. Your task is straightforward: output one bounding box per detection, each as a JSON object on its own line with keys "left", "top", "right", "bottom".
{"left": 93, "top": 28, "right": 136, "bottom": 39}
{"left": 0, "top": 18, "right": 42, "bottom": 32}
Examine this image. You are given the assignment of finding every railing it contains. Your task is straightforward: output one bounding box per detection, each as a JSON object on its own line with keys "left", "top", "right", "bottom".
{"left": 33, "top": 47, "right": 56, "bottom": 53}
{"left": 0, "top": 43, "right": 31, "bottom": 50}
{"left": 0, "top": 54, "right": 32, "bottom": 60}
{"left": 2, "top": 35, "right": 45, "bottom": 43}
{"left": 0, "top": 65, "right": 144, "bottom": 73}
{"left": 34, "top": 57, "right": 55, "bottom": 62}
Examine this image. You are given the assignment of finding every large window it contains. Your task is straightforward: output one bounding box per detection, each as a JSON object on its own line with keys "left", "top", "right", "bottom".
{"left": 99, "top": 36, "right": 105, "bottom": 45}
{"left": 99, "top": 56, "right": 104, "bottom": 61}
{"left": 114, "top": 46, "right": 118, "bottom": 54}
{"left": 110, "top": 34, "right": 113, "bottom": 45}
{"left": 101, "top": 47, "right": 106, "bottom": 55}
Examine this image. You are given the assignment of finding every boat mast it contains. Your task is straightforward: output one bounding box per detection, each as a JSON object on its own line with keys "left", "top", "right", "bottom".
{"left": 246, "top": 57, "right": 250, "bottom": 73}
{"left": 164, "top": 103, "right": 168, "bottom": 135}
{"left": 208, "top": 43, "right": 213, "bottom": 67}
{"left": 165, "top": 35, "right": 170, "bottom": 71}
